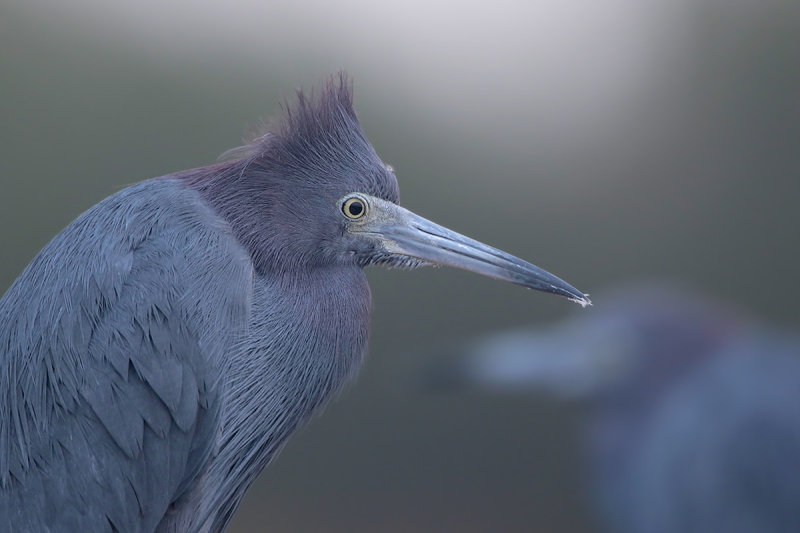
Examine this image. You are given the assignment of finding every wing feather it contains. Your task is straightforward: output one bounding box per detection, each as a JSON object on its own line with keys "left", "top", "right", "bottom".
{"left": 0, "top": 180, "right": 252, "bottom": 532}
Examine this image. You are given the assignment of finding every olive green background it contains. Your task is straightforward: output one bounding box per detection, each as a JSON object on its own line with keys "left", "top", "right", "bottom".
{"left": 1, "top": 1, "right": 798, "bottom": 531}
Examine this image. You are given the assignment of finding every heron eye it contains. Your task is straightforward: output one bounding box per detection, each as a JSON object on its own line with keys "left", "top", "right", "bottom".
{"left": 342, "top": 196, "right": 367, "bottom": 219}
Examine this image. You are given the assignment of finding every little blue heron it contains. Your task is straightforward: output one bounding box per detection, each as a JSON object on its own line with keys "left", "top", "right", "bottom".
{"left": 0, "top": 75, "right": 589, "bottom": 532}
{"left": 435, "top": 284, "right": 800, "bottom": 533}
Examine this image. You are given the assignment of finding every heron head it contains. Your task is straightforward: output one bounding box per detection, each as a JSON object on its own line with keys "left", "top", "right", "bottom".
{"left": 188, "top": 73, "right": 588, "bottom": 305}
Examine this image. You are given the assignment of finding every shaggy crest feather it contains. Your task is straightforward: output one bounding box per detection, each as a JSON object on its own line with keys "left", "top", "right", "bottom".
{"left": 221, "top": 73, "right": 374, "bottom": 175}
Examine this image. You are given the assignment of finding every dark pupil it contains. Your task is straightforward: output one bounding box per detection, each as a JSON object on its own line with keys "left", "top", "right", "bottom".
{"left": 348, "top": 201, "right": 364, "bottom": 217}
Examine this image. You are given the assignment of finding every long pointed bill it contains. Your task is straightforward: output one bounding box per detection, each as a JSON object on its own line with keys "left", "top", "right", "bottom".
{"left": 356, "top": 197, "right": 591, "bottom": 307}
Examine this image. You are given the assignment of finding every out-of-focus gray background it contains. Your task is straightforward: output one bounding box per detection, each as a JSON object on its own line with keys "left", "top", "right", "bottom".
{"left": 1, "top": 1, "right": 798, "bottom": 531}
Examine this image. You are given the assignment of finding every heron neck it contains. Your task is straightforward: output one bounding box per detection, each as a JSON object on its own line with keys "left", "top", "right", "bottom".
{"left": 176, "top": 159, "right": 284, "bottom": 272}
{"left": 196, "top": 265, "right": 371, "bottom": 530}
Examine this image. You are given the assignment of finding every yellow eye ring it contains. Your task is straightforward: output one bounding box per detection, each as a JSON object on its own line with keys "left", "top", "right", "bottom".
{"left": 342, "top": 196, "right": 368, "bottom": 219}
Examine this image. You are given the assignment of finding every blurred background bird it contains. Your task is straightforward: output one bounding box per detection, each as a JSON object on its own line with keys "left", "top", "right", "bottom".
{"left": 2, "top": 0, "right": 799, "bottom": 531}
{"left": 430, "top": 283, "right": 800, "bottom": 533}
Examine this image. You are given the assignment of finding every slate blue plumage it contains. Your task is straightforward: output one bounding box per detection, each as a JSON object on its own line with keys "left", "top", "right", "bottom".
{"left": 0, "top": 75, "right": 589, "bottom": 532}
{"left": 438, "top": 285, "right": 800, "bottom": 533}
{"left": 1, "top": 180, "right": 252, "bottom": 531}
